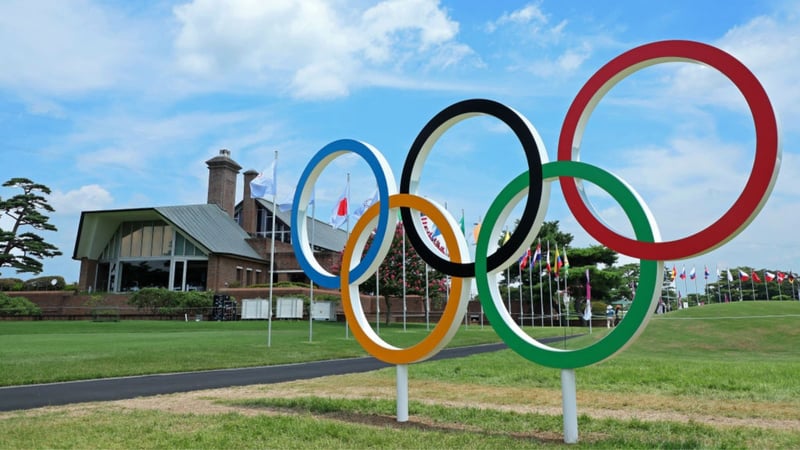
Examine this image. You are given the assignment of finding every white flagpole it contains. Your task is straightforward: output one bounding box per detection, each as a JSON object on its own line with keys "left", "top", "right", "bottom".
{"left": 538, "top": 239, "right": 544, "bottom": 327}
{"left": 527, "top": 250, "right": 534, "bottom": 327}
{"left": 345, "top": 173, "right": 351, "bottom": 339}
{"left": 555, "top": 243, "right": 562, "bottom": 327}
{"left": 425, "top": 263, "right": 430, "bottom": 331}
{"left": 267, "top": 150, "right": 277, "bottom": 347}
{"left": 376, "top": 264, "right": 381, "bottom": 334}
{"left": 308, "top": 186, "right": 316, "bottom": 342}
{"left": 547, "top": 241, "right": 553, "bottom": 326}
{"left": 402, "top": 214, "right": 407, "bottom": 332}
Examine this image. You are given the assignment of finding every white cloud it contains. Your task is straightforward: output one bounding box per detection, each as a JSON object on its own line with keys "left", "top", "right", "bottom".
{"left": 666, "top": 7, "right": 800, "bottom": 133}
{"left": 172, "top": 0, "right": 470, "bottom": 99}
{"left": 0, "top": 0, "right": 152, "bottom": 97}
{"left": 49, "top": 185, "right": 114, "bottom": 215}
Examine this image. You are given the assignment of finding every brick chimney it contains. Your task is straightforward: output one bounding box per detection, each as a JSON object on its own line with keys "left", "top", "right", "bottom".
{"left": 241, "top": 169, "right": 258, "bottom": 235}
{"left": 206, "top": 149, "right": 242, "bottom": 218}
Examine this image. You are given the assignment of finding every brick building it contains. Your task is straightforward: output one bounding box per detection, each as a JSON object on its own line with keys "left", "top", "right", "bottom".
{"left": 72, "top": 150, "right": 346, "bottom": 293}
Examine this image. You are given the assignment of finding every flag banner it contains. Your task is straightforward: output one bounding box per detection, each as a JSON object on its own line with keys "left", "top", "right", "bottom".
{"left": 459, "top": 213, "right": 465, "bottom": 235}
{"left": 583, "top": 269, "right": 592, "bottom": 321}
{"left": 472, "top": 222, "right": 481, "bottom": 245}
{"left": 671, "top": 265, "right": 677, "bottom": 281}
{"left": 250, "top": 160, "right": 277, "bottom": 198}
{"left": 532, "top": 241, "right": 542, "bottom": 265}
{"left": 704, "top": 266, "right": 710, "bottom": 280}
{"left": 739, "top": 270, "right": 750, "bottom": 282}
{"left": 727, "top": 269, "right": 733, "bottom": 282}
{"left": 420, "top": 214, "right": 448, "bottom": 255}
{"left": 751, "top": 271, "right": 762, "bottom": 283}
{"left": 329, "top": 183, "right": 349, "bottom": 228}
{"left": 351, "top": 189, "right": 379, "bottom": 220}
{"left": 563, "top": 247, "right": 570, "bottom": 275}
{"left": 765, "top": 271, "right": 776, "bottom": 282}
{"left": 546, "top": 245, "right": 552, "bottom": 273}
{"left": 680, "top": 266, "right": 686, "bottom": 280}
{"left": 555, "top": 245, "right": 562, "bottom": 275}
{"left": 777, "top": 272, "right": 785, "bottom": 283}
{"left": 518, "top": 249, "right": 531, "bottom": 269}
{"left": 689, "top": 267, "right": 696, "bottom": 280}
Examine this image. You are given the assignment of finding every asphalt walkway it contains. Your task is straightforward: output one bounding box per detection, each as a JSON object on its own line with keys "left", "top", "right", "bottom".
{"left": 0, "top": 336, "right": 574, "bottom": 412}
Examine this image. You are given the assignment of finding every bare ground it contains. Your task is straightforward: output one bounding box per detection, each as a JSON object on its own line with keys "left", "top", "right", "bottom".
{"left": 3, "top": 372, "right": 798, "bottom": 434}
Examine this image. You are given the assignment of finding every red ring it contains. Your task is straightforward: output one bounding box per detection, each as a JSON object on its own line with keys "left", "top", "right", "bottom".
{"left": 558, "top": 40, "right": 779, "bottom": 260}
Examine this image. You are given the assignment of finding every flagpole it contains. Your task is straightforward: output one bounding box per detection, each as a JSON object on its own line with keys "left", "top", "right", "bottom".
{"left": 736, "top": 271, "right": 741, "bottom": 301}
{"left": 267, "top": 150, "right": 277, "bottom": 348}
{"left": 376, "top": 264, "right": 380, "bottom": 334}
{"left": 345, "top": 173, "right": 351, "bottom": 339}
{"left": 555, "top": 243, "right": 562, "bottom": 326}
{"left": 538, "top": 239, "right": 544, "bottom": 327}
{"left": 425, "top": 263, "right": 430, "bottom": 331}
{"left": 308, "top": 186, "right": 315, "bottom": 342}
{"left": 763, "top": 270, "right": 770, "bottom": 300}
{"left": 402, "top": 211, "right": 407, "bottom": 332}
{"left": 518, "top": 260, "right": 524, "bottom": 325}
{"left": 528, "top": 250, "right": 534, "bottom": 327}
{"left": 547, "top": 241, "right": 553, "bottom": 326}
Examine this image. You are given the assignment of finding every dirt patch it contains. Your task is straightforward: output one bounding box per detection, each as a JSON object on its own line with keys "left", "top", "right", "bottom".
{"left": 2, "top": 374, "right": 797, "bottom": 433}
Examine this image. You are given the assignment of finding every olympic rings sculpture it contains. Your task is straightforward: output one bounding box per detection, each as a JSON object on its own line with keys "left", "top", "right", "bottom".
{"left": 291, "top": 40, "right": 780, "bottom": 369}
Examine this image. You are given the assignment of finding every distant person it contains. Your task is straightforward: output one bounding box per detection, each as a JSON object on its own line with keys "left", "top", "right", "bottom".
{"left": 606, "top": 305, "right": 614, "bottom": 328}
{"left": 655, "top": 299, "right": 666, "bottom": 314}
{"left": 614, "top": 305, "right": 622, "bottom": 326}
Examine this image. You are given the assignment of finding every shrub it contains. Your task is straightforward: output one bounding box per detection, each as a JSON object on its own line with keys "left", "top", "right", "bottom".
{"left": 0, "top": 278, "right": 24, "bottom": 291}
{"left": 23, "top": 276, "right": 66, "bottom": 291}
{"left": 0, "top": 292, "right": 41, "bottom": 316}
{"left": 128, "top": 288, "right": 214, "bottom": 314}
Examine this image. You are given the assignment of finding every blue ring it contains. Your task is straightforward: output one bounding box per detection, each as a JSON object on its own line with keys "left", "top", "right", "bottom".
{"left": 291, "top": 139, "right": 394, "bottom": 289}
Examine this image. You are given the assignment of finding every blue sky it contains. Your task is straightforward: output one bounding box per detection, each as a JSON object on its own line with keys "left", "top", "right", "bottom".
{"left": 1, "top": 0, "right": 798, "bottom": 291}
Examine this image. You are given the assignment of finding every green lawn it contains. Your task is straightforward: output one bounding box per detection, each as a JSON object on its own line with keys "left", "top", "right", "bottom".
{"left": 0, "top": 318, "right": 544, "bottom": 386}
{"left": 1, "top": 301, "right": 798, "bottom": 449}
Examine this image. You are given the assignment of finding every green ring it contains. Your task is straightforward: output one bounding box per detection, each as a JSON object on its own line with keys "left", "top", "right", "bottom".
{"left": 475, "top": 160, "right": 661, "bottom": 368}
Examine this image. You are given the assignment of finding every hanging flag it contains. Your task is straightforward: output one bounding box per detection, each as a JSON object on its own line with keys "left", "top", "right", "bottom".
{"left": 751, "top": 270, "right": 762, "bottom": 283}
{"left": 765, "top": 271, "right": 776, "bottom": 282}
{"left": 583, "top": 269, "right": 592, "bottom": 321}
{"left": 585, "top": 269, "right": 592, "bottom": 301}
{"left": 420, "top": 214, "right": 447, "bottom": 255}
{"left": 689, "top": 267, "right": 696, "bottom": 280}
{"left": 679, "top": 266, "right": 686, "bottom": 280}
{"left": 250, "top": 159, "right": 277, "bottom": 198}
{"left": 563, "top": 246, "right": 570, "bottom": 275}
{"left": 554, "top": 244, "right": 562, "bottom": 275}
{"left": 532, "top": 241, "right": 542, "bottom": 265}
{"left": 727, "top": 269, "right": 733, "bottom": 282}
{"left": 789, "top": 273, "right": 795, "bottom": 284}
{"left": 518, "top": 249, "right": 531, "bottom": 269}
{"left": 351, "top": 189, "right": 379, "bottom": 220}
{"left": 503, "top": 231, "right": 511, "bottom": 244}
{"left": 704, "top": 266, "right": 710, "bottom": 280}
{"left": 329, "top": 183, "right": 349, "bottom": 228}
{"left": 472, "top": 222, "right": 481, "bottom": 245}
{"left": 777, "top": 271, "right": 786, "bottom": 283}
{"left": 739, "top": 270, "right": 750, "bottom": 282}
{"left": 546, "top": 245, "right": 552, "bottom": 273}
{"left": 671, "top": 265, "right": 677, "bottom": 281}
{"left": 459, "top": 212, "right": 465, "bottom": 235}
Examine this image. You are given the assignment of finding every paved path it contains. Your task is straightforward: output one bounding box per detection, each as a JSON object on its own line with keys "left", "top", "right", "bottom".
{"left": 0, "top": 336, "right": 575, "bottom": 412}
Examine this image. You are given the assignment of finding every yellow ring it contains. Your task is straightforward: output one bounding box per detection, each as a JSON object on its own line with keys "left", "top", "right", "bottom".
{"left": 340, "top": 193, "right": 469, "bottom": 364}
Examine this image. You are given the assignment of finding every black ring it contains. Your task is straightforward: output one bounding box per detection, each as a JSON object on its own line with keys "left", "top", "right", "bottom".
{"left": 399, "top": 99, "right": 545, "bottom": 277}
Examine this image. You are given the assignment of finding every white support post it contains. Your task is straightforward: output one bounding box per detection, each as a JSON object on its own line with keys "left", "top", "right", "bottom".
{"left": 561, "top": 369, "right": 578, "bottom": 444}
{"left": 397, "top": 364, "right": 409, "bottom": 422}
